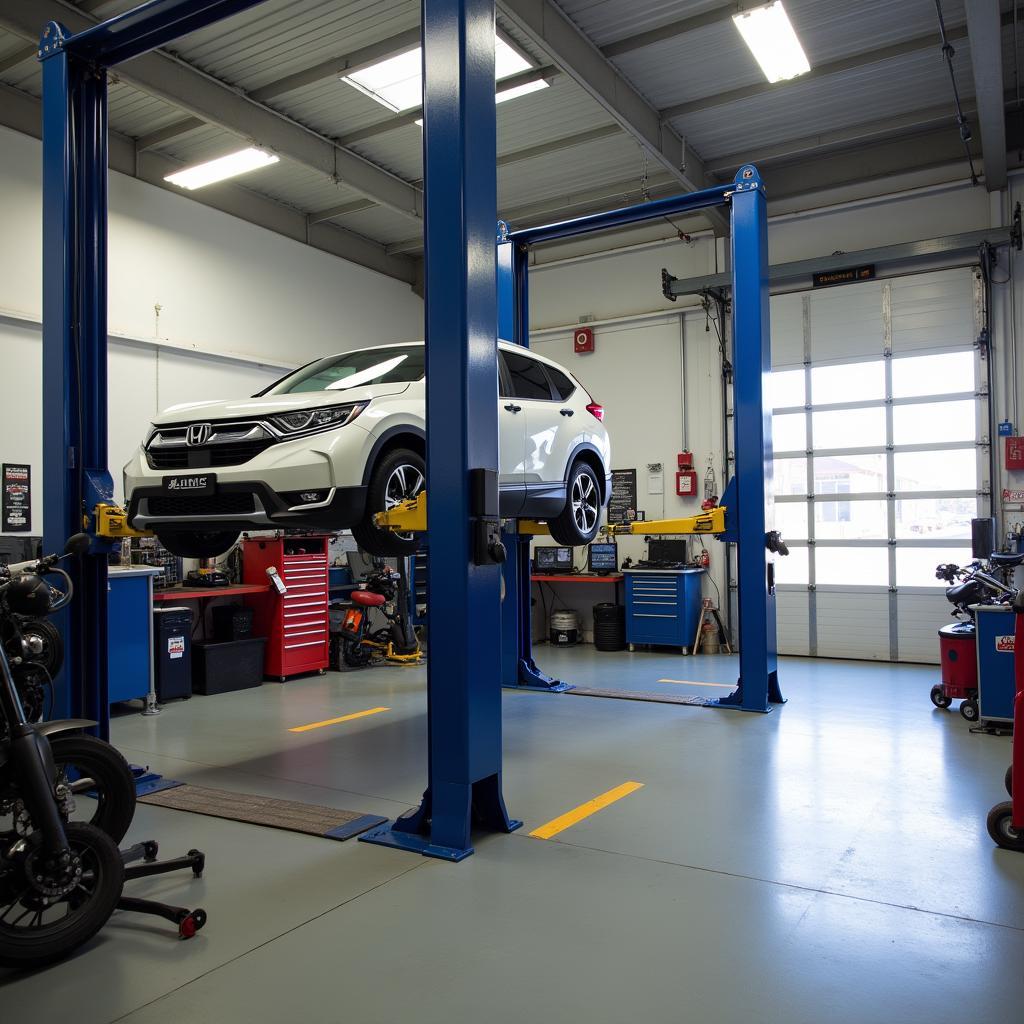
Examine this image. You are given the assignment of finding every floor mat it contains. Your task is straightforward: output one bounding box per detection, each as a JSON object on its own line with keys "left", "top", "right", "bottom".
{"left": 138, "top": 784, "right": 387, "bottom": 841}
{"left": 566, "top": 687, "right": 720, "bottom": 706}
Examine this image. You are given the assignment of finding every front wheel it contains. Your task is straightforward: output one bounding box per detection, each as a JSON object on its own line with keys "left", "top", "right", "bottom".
{"left": 986, "top": 801, "right": 1024, "bottom": 852}
{"left": 960, "top": 697, "right": 980, "bottom": 723}
{"left": 352, "top": 448, "right": 424, "bottom": 557}
{"left": 0, "top": 822, "right": 124, "bottom": 969}
{"left": 548, "top": 461, "right": 603, "bottom": 547}
{"left": 930, "top": 685, "right": 951, "bottom": 709}
{"left": 156, "top": 530, "right": 239, "bottom": 560}
{"left": 342, "top": 640, "right": 371, "bottom": 669}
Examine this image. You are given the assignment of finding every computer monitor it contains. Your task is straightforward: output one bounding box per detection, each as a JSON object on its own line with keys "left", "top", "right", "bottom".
{"left": 647, "top": 538, "right": 688, "bottom": 564}
{"left": 534, "top": 546, "right": 573, "bottom": 574}
{"left": 588, "top": 542, "right": 618, "bottom": 574}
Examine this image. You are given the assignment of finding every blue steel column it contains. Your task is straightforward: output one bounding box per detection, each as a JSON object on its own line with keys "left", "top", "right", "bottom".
{"left": 40, "top": 23, "right": 112, "bottom": 733}
{"left": 362, "top": 0, "right": 519, "bottom": 860}
{"left": 715, "top": 166, "right": 783, "bottom": 712}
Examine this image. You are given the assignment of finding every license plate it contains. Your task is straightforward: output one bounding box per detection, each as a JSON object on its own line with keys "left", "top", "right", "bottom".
{"left": 163, "top": 473, "right": 216, "bottom": 495}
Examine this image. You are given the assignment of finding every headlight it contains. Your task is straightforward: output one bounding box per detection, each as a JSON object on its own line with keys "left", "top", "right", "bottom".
{"left": 270, "top": 402, "right": 368, "bottom": 435}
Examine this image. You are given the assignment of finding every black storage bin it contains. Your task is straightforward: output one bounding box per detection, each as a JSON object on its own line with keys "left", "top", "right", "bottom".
{"left": 153, "top": 607, "right": 192, "bottom": 701}
{"left": 192, "top": 638, "right": 266, "bottom": 695}
{"left": 593, "top": 602, "right": 626, "bottom": 652}
{"left": 210, "top": 603, "right": 254, "bottom": 642}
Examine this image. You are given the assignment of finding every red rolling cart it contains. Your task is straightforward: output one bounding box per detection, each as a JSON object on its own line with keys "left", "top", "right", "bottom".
{"left": 243, "top": 535, "right": 330, "bottom": 681}
{"left": 987, "top": 592, "right": 1024, "bottom": 852}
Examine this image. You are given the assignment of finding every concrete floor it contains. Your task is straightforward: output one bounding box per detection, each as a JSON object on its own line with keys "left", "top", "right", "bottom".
{"left": 3, "top": 646, "right": 1023, "bottom": 1022}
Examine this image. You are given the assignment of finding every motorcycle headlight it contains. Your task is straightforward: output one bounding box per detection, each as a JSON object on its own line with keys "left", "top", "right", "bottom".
{"left": 270, "top": 402, "right": 368, "bottom": 435}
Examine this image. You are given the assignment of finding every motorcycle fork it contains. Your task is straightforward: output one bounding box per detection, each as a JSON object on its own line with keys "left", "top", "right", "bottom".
{"left": 0, "top": 641, "right": 68, "bottom": 856}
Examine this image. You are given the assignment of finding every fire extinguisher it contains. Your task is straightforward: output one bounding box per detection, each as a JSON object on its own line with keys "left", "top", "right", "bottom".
{"left": 699, "top": 548, "right": 710, "bottom": 569}
{"left": 701, "top": 457, "right": 718, "bottom": 512}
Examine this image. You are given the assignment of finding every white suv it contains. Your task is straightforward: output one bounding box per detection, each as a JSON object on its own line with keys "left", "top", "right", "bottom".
{"left": 125, "top": 341, "right": 611, "bottom": 558}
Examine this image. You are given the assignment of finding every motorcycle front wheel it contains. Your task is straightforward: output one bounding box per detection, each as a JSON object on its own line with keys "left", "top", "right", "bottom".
{"left": 0, "top": 821, "right": 123, "bottom": 969}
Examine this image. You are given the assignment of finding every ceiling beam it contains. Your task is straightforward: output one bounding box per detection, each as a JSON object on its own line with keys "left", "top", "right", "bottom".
{"left": 497, "top": 0, "right": 729, "bottom": 235}
{"left": 661, "top": 24, "right": 969, "bottom": 121}
{"left": 964, "top": 0, "right": 1007, "bottom": 192}
{"left": 0, "top": 0, "right": 424, "bottom": 223}
{"left": 601, "top": 3, "right": 736, "bottom": 59}
{"left": 0, "top": 82, "right": 417, "bottom": 284}
{"left": 705, "top": 104, "right": 975, "bottom": 178}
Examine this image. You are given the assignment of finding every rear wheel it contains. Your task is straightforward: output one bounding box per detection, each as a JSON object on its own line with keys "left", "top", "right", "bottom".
{"left": 548, "top": 461, "right": 603, "bottom": 547}
{"left": 930, "top": 685, "right": 951, "bottom": 709}
{"left": 352, "top": 449, "right": 424, "bottom": 557}
{"left": 155, "top": 530, "right": 239, "bottom": 560}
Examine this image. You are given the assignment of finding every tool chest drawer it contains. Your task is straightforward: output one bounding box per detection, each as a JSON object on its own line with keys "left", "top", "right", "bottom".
{"left": 242, "top": 537, "right": 330, "bottom": 680}
{"left": 624, "top": 569, "right": 704, "bottom": 652}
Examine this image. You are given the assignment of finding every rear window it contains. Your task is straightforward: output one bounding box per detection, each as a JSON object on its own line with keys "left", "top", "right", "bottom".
{"left": 502, "top": 351, "right": 555, "bottom": 400}
{"left": 266, "top": 346, "right": 424, "bottom": 394}
{"left": 545, "top": 365, "right": 576, "bottom": 401}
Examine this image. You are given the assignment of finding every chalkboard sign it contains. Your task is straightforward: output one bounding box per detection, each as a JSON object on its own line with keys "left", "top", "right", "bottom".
{"left": 607, "top": 468, "right": 638, "bottom": 525}
{"left": 2, "top": 463, "right": 31, "bottom": 532}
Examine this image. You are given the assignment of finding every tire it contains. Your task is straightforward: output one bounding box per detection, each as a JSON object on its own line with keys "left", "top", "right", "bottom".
{"left": 0, "top": 822, "right": 123, "bottom": 969}
{"left": 49, "top": 734, "right": 137, "bottom": 844}
{"left": 342, "top": 640, "right": 371, "bottom": 668}
{"left": 960, "top": 697, "right": 980, "bottom": 723}
{"left": 930, "top": 685, "right": 951, "bottom": 710}
{"left": 156, "top": 530, "right": 239, "bottom": 560}
{"left": 548, "top": 461, "right": 603, "bottom": 547}
{"left": 351, "top": 448, "right": 424, "bottom": 557}
{"left": 986, "top": 801, "right": 1024, "bottom": 852}
{"left": 18, "top": 618, "right": 64, "bottom": 677}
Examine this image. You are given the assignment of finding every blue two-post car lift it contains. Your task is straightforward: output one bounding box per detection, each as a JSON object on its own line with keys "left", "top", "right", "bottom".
{"left": 39, "top": 0, "right": 780, "bottom": 864}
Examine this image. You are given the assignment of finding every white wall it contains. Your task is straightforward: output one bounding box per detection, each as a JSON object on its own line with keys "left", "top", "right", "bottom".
{"left": 0, "top": 125, "right": 424, "bottom": 534}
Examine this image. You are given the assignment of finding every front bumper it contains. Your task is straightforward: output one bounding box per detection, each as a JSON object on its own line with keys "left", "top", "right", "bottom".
{"left": 127, "top": 480, "right": 367, "bottom": 533}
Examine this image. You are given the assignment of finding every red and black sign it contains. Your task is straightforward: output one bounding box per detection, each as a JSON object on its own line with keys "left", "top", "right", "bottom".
{"left": 2, "top": 463, "right": 31, "bottom": 532}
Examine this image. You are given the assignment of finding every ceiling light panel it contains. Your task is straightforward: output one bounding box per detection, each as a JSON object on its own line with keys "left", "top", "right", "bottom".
{"left": 163, "top": 147, "right": 279, "bottom": 190}
{"left": 733, "top": 2, "right": 810, "bottom": 84}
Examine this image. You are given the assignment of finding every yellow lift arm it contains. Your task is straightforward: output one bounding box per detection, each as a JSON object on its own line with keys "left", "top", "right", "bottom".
{"left": 604, "top": 505, "right": 727, "bottom": 537}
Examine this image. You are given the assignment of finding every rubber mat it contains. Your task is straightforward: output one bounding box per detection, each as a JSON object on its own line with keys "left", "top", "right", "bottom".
{"left": 138, "top": 784, "right": 387, "bottom": 841}
{"left": 566, "top": 687, "right": 715, "bottom": 706}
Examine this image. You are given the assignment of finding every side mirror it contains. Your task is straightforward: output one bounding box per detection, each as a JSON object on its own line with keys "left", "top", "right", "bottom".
{"left": 64, "top": 533, "right": 92, "bottom": 556}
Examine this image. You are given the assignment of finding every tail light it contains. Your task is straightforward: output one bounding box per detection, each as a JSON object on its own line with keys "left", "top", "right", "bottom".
{"left": 586, "top": 402, "right": 604, "bottom": 422}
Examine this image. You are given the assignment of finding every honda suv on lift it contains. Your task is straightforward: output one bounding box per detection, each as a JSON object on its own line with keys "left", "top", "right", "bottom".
{"left": 125, "top": 342, "right": 611, "bottom": 557}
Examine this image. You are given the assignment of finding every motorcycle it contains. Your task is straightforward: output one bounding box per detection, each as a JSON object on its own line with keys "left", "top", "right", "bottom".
{"left": 0, "top": 536, "right": 130, "bottom": 969}
{"left": 338, "top": 560, "right": 422, "bottom": 668}
{"left": 931, "top": 555, "right": 1021, "bottom": 722}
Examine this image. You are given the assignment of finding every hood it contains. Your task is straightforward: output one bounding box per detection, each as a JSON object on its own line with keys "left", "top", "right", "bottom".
{"left": 152, "top": 382, "right": 411, "bottom": 426}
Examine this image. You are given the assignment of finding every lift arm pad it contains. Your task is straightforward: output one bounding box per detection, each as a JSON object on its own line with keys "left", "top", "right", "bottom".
{"left": 373, "top": 491, "right": 428, "bottom": 533}
{"left": 93, "top": 503, "right": 152, "bottom": 539}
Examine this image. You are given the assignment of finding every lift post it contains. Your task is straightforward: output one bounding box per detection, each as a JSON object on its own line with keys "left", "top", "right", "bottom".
{"left": 499, "top": 167, "right": 783, "bottom": 712}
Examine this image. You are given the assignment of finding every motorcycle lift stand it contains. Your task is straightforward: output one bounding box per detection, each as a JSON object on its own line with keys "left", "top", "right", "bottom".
{"left": 117, "top": 840, "right": 207, "bottom": 939}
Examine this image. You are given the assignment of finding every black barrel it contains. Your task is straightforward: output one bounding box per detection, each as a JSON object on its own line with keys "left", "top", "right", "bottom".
{"left": 592, "top": 602, "right": 626, "bottom": 651}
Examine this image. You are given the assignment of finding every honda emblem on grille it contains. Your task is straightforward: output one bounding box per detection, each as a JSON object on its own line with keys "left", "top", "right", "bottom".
{"left": 186, "top": 423, "right": 212, "bottom": 446}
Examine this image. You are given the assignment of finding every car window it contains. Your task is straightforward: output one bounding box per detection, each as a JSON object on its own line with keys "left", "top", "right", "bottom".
{"left": 545, "top": 365, "right": 576, "bottom": 401}
{"left": 503, "top": 351, "right": 554, "bottom": 400}
{"left": 265, "top": 345, "right": 425, "bottom": 394}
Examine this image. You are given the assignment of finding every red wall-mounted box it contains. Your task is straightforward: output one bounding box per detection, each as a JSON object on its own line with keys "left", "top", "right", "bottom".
{"left": 1007, "top": 436, "right": 1024, "bottom": 471}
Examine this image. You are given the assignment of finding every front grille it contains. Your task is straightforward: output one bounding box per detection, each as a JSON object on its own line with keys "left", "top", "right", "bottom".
{"left": 147, "top": 438, "right": 276, "bottom": 470}
{"left": 147, "top": 493, "right": 256, "bottom": 518}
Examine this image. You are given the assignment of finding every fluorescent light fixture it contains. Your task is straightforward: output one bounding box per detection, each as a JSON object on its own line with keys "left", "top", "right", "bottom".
{"left": 164, "top": 147, "right": 279, "bottom": 190}
{"left": 342, "top": 35, "right": 544, "bottom": 112}
{"left": 733, "top": 2, "right": 810, "bottom": 84}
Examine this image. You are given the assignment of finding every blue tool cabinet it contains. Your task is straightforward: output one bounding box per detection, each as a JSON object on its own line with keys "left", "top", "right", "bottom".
{"left": 624, "top": 568, "right": 704, "bottom": 653}
{"left": 975, "top": 604, "right": 1017, "bottom": 723}
{"left": 107, "top": 566, "right": 161, "bottom": 706}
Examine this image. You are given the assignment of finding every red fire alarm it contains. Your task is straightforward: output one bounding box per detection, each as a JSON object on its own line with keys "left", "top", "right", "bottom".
{"left": 676, "top": 453, "right": 697, "bottom": 496}
{"left": 1007, "top": 436, "right": 1024, "bottom": 471}
{"left": 573, "top": 327, "right": 595, "bottom": 354}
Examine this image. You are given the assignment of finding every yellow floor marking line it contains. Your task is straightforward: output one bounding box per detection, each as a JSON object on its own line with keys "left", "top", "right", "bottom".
{"left": 529, "top": 781, "right": 644, "bottom": 840}
{"left": 657, "top": 679, "right": 734, "bottom": 688}
{"left": 289, "top": 707, "right": 390, "bottom": 733}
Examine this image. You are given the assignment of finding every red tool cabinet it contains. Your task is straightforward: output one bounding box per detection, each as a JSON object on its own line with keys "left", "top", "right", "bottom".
{"left": 242, "top": 536, "right": 330, "bottom": 681}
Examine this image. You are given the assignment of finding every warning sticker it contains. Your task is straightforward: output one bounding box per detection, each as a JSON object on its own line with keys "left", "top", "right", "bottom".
{"left": 995, "top": 635, "right": 1016, "bottom": 653}
{"left": 168, "top": 635, "right": 185, "bottom": 660}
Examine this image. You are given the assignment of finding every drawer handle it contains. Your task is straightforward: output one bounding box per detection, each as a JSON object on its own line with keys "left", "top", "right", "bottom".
{"left": 284, "top": 639, "right": 326, "bottom": 650}
{"left": 633, "top": 613, "right": 675, "bottom": 619}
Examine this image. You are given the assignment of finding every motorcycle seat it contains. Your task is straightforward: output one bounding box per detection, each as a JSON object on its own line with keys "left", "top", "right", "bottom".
{"left": 946, "top": 581, "right": 986, "bottom": 606}
{"left": 351, "top": 590, "right": 386, "bottom": 608}
{"left": 989, "top": 551, "right": 1024, "bottom": 568}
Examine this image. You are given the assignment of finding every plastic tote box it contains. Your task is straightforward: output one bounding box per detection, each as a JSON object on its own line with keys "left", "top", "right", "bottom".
{"left": 192, "top": 638, "right": 266, "bottom": 695}
{"left": 153, "top": 606, "right": 192, "bottom": 701}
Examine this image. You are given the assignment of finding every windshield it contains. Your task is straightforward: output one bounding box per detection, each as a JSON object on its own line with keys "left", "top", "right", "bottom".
{"left": 264, "top": 345, "right": 424, "bottom": 395}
